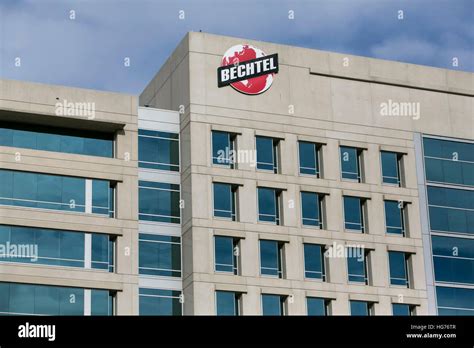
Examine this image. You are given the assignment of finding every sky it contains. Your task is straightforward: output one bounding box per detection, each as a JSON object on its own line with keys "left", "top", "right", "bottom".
{"left": 0, "top": 0, "right": 473, "bottom": 95}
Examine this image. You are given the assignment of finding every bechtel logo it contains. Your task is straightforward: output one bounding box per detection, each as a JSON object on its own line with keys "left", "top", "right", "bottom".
{"left": 217, "top": 44, "right": 279, "bottom": 95}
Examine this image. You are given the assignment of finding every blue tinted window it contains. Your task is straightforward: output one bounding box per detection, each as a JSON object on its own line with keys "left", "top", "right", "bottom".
{"left": 350, "top": 301, "right": 371, "bottom": 316}
{"left": 138, "top": 181, "right": 180, "bottom": 223}
{"left": 0, "top": 122, "right": 113, "bottom": 158}
{"left": 347, "top": 248, "right": 367, "bottom": 283}
{"left": 260, "top": 240, "right": 283, "bottom": 278}
{"left": 139, "top": 234, "right": 181, "bottom": 277}
{"left": 216, "top": 291, "right": 239, "bottom": 316}
{"left": 213, "top": 183, "right": 236, "bottom": 220}
{"left": 304, "top": 244, "right": 325, "bottom": 280}
{"left": 436, "top": 286, "right": 474, "bottom": 315}
{"left": 256, "top": 136, "right": 278, "bottom": 173}
{"left": 432, "top": 236, "right": 474, "bottom": 285}
{"left": 0, "top": 170, "right": 111, "bottom": 216}
{"left": 389, "top": 251, "right": 409, "bottom": 287}
{"left": 91, "top": 234, "right": 115, "bottom": 272}
{"left": 307, "top": 297, "right": 327, "bottom": 316}
{"left": 427, "top": 186, "right": 474, "bottom": 235}
{"left": 262, "top": 294, "right": 285, "bottom": 316}
{"left": 340, "top": 146, "right": 361, "bottom": 181}
{"left": 392, "top": 303, "right": 411, "bottom": 316}
{"left": 258, "top": 188, "right": 280, "bottom": 225}
{"left": 214, "top": 236, "right": 238, "bottom": 274}
{"left": 385, "top": 201, "right": 405, "bottom": 235}
{"left": 423, "top": 137, "right": 474, "bottom": 186}
{"left": 0, "top": 282, "right": 87, "bottom": 315}
{"left": 299, "top": 141, "right": 319, "bottom": 176}
{"left": 91, "top": 289, "right": 114, "bottom": 316}
{"left": 343, "top": 196, "right": 365, "bottom": 232}
{"left": 139, "top": 288, "right": 182, "bottom": 316}
{"left": 301, "top": 192, "right": 322, "bottom": 228}
{"left": 0, "top": 225, "right": 114, "bottom": 271}
{"left": 381, "top": 151, "right": 401, "bottom": 185}
{"left": 212, "top": 131, "right": 234, "bottom": 167}
{"left": 138, "top": 129, "right": 179, "bottom": 171}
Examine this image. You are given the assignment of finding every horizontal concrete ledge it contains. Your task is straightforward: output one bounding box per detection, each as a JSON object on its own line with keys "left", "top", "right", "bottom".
{"left": 390, "top": 296, "right": 422, "bottom": 306}
{"left": 387, "top": 244, "right": 417, "bottom": 254}
{"left": 309, "top": 71, "right": 474, "bottom": 97}
{"left": 305, "top": 290, "right": 338, "bottom": 300}
{"left": 213, "top": 229, "right": 246, "bottom": 239}
{"left": 349, "top": 293, "right": 380, "bottom": 303}
{"left": 0, "top": 109, "right": 126, "bottom": 133}
{"left": 214, "top": 283, "right": 248, "bottom": 293}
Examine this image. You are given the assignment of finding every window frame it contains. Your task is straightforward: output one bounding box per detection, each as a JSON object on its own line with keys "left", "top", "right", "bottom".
{"left": 259, "top": 240, "right": 285, "bottom": 279}
{"left": 343, "top": 196, "right": 367, "bottom": 233}
{"left": 300, "top": 191, "right": 324, "bottom": 229}
{"left": 303, "top": 243, "right": 326, "bottom": 281}
{"left": 298, "top": 141, "right": 322, "bottom": 177}
{"left": 388, "top": 251, "right": 411, "bottom": 288}
{"left": 256, "top": 136, "right": 280, "bottom": 173}
{"left": 212, "top": 182, "right": 238, "bottom": 221}
{"left": 257, "top": 187, "right": 282, "bottom": 225}
{"left": 215, "top": 291, "right": 241, "bottom": 316}
{"left": 212, "top": 131, "right": 237, "bottom": 169}
{"left": 381, "top": 151, "right": 403, "bottom": 187}
{"left": 340, "top": 146, "right": 363, "bottom": 182}
{"left": 214, "top": 236, "right": 240, "bottom": 275}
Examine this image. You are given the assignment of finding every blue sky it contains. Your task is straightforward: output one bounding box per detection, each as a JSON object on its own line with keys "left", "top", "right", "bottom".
{"left": 1, "top": 0, "right": 472, "bottom": 94}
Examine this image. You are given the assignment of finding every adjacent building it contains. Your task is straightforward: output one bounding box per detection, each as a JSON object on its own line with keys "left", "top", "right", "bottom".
{"left": 0, "top": 32, "right": 472, "bottom": 315}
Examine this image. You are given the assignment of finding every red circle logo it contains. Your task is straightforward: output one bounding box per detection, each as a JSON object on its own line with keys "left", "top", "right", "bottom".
{"left": 221, "top": 44, "right": 275, "bottom": 95}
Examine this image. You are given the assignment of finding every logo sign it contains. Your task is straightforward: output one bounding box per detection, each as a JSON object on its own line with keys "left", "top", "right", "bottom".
{"left": 217, "top": 44, "right": 278, "bottom": 95}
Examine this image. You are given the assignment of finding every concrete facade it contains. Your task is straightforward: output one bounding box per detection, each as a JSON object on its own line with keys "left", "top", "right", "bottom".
{"left": 140, "top": 32, "right": 473, "bottom": 315}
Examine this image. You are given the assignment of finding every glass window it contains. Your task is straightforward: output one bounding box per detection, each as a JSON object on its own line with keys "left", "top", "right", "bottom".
{"left": 389, "top": 251, "right": 410, "bottom": 287}
{"left": 216, "top": 291, "right": 240, "bottom": 316}
{"left": 423, "top": 137, "right": 474, "bottom": 186}
{"left": 350, "top": 300, "right": 372, "bottom": 316}
{"left": 262, "top": 294, "right": 285, "bottom": 316}
{"left": 214, "top": 236, "right": 239, "bottom": 274}
{"left": 0, "top": 225, "right": 114, "bottom": 271}
{"left": 299, "top": 141, "right": 320, "bottom": 176}
{"left": 91, "top": 289, "right": 114, "bottom": 316}
{"left": 213, "top": 183, "right": 237, "bottom": 220}
{"left": 212, "top": 131, "right": 235, "bottom": 168}
{"left": 0, "top": 282, "right": 112, "bottom": 316}
{"left": 138, "top": 129, "right": 179, "bottom": 171}
{"left": 0, "top": 122, "right": 113, "bottom": 158}
{"left": 301, "top": 192, "right": 323, "bottom": 228}
{"left": 381, "top": 151, "right": 402, "bottom": 186}
{"left": 139, "top": 234, "right": 181, "bottom": 277}
{"left": 91, "top": 234, "right": 115, "bottom": 272}
{"left": 307, "top": 297, "right": 328, "bottom": 316}
{"left": 0, "top": 170, "right": 112, "bottom": 216}
{"left": 260, "top": 240, "right": 284, "bottom": 278}
{"left": 427, "top": 186, "right": 474, "bottom": 235}
{"left": 340, "top": 146, "right": 362, "bottom": 181}
{"left": 304, "top": 244, "right": 325, "bottom": 280}
{"left": 432, "top": 236, "right": 474, "bottom": 285}
{"left": 436, "top": 286, "right": 474, "bottom": 315}
{"left": 347, "top": 247, "right": 368, "bottom": 284}
{"left": 138, "top": 181, "right": 180, "bottom": 223}
{"left": 258, "top": 187, "right": 281, "bottom": 225}
{"left": 256, "top": 136, "right": 279, "bottom": 173}
{"left": 392, "top": 303, "right": 412, "bottom": 316}
{"left": 385, "top": 200, "right": 406, "bottom": 235}
{"left": 343, "top": 196, "right": 365, "bottom": 232}
{"left": 139, "top": 288, "right": 182, "bottom": 316}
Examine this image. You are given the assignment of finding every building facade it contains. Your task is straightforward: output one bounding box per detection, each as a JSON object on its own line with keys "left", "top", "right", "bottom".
{"left": 0, "top": 32, "right": 472, "bottom": 315}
